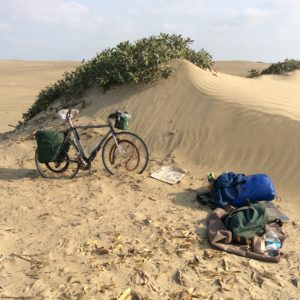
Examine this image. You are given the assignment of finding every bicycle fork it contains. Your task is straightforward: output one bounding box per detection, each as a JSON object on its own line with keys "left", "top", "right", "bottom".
{"left": 112, "top": 135, "right": 127, "bottom": 157}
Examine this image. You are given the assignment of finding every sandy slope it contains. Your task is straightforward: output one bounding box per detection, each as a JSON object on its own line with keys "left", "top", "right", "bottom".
{"left": 0, "top": 59, "right": 299, "bottom": 299}
{"left": 0, "top": 60, "right": 79, "bottom": 132}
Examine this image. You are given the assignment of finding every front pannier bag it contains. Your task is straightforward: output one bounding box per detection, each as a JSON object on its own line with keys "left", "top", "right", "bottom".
{"left": 35, "top": 131, "right": 65, "bottom": 163}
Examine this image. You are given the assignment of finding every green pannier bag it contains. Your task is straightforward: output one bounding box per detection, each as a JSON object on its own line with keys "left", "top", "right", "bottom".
{"left": 224, "top": 203, "right": 268, "bottom": 244}
{"left": 55, "top": 131, "right": 71, "bottom": 163}
{"left": 115, "top": 113, "right": 130, "bottom": 130}
{"left": 35, "top": 130, "right": 65, "bottom": 163}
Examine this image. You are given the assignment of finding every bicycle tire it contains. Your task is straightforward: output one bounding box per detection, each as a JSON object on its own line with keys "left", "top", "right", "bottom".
{"left": 102, "top": 132, "right": 149, "bottom": 175}
{"left": 35, "top": 140, "right": 80, "bottom": 179}
{"left": 109, "top": 139, "right": 140, "bottom": 171}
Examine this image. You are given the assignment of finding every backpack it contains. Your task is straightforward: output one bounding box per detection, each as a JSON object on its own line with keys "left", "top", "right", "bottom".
{"left": 35, "top": 131, "right": 65, "bottom": 163}
{"left": 211, "top": 172, "right": 275, "bottom": 207}
{"left": 224, "top": 203, "right": 268, "bottom": 244}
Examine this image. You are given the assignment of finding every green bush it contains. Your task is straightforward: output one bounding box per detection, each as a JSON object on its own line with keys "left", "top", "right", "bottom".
{"left": 260, "top": 59, "right": 300, "bottom": 75}
{"left": 247, "top": 68, "right": 260, "bottom": 78}
{"left": 22, "top": 33, "right": 213, "bottom": 123}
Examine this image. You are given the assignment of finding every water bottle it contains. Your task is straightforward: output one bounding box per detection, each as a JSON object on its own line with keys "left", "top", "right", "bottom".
{"left": 265, "top": 231, "right": 281, "bottom": 251}
{"left": 207, "top": 172, "right": 215, "bottom": 182}
{"left": 207, "top": 173, "right": 215, "bottom": 191}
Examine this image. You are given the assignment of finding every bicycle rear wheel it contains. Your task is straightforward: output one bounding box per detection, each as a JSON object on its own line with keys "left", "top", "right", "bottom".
{"left": 35, "top": 140, "right": 80, "bottom": 179}
{"left": 102, "top": 132, "right": 149, "bottom": 175}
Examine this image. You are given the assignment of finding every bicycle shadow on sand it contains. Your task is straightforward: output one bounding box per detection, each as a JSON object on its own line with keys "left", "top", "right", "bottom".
{"left": 0, "top": 168, "right": 39, "bottom": 181}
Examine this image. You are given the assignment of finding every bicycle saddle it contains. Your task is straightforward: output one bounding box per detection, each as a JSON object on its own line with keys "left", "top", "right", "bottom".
{"left": 57, "top": 109, "right": 79, "bottom": 120}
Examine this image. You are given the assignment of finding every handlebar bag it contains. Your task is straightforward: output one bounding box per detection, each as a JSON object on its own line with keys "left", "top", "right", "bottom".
{"left": 115, "top": 114, "right": 130, "bottom": 130}
{"left": 35, "top": 131, "right": 65, "bottom": 163}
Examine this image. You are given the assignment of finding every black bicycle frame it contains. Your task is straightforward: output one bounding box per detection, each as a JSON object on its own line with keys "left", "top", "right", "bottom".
{"left": 68, "top": 123, "right": 117, "bottom": 163}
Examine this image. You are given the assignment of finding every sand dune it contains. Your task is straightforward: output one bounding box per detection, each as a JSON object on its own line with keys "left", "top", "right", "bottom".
{"left": 77, "top": 60, "right": 300, "bottom": 215}
{"left": 0, "top": 59, "right": 300, "bottom": 299}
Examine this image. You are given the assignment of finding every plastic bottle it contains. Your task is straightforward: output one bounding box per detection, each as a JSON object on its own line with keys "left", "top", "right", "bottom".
{"left": 207, "top": 172, "right": 215, "bottom": 182}
{"left": 207, "top": 173, "right": 215, "bottom": 191}
{"left": 265, "top": 231, "right": 281, "bottom": 251}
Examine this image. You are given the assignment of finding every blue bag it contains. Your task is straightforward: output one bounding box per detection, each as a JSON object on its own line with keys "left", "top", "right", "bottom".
{"left": 211, "top": 172, "right": 276, "bottom": 208}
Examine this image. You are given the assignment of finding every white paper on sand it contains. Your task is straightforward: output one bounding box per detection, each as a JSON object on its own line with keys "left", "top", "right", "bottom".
{"left": 150, "top": 166, "right": 187, "bottom": 184}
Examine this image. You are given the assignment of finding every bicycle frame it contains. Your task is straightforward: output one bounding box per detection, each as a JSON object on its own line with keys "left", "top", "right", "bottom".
{"left": 35, "top": 109, "right": 148, "bottom": 179}
{"left": 66, "top": 117, "right": 120, "bottom": 165}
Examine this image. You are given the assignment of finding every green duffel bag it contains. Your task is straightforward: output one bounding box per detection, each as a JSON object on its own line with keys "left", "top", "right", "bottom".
{"left": 224, "top": 203, "right": 268, "bottom": 244}
{"left": 35, "top": 130, "right": 65, "bottom": 163}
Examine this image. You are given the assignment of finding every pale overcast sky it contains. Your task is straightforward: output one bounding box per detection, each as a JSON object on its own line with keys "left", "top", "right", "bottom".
{"left": 0, "top": 0, "right": 299, "bottom": 62}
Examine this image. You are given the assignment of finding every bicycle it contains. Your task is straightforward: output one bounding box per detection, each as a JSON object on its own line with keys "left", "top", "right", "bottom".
{"left": 35, "top": 109, "right": 149, "bottom": 179}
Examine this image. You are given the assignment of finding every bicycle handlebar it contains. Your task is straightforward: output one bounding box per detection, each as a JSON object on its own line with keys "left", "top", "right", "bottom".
{"left": 66, "top": 108, "right": 72, "bottom": 120}
{"left": 108, "top": 110, "right": 123, "bottom": 120}
{"left": 62, "top": 108, "right": 129, "bottom": 125}
{"left": 108, "top": 110, "right": 131, "bottom": 123}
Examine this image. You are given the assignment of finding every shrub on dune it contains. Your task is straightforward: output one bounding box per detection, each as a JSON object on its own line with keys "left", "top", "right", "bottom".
{"left": 22, "top": 33, "right": 213, "bottom": 123}
{"left": 248, "top": 59, "right": 300, "bottom": 78}
{"left": 261, "top": 59, "right": 300, "bottom": 75}
{"left": 247, "top": 68, "right": 260, "bottom": 78}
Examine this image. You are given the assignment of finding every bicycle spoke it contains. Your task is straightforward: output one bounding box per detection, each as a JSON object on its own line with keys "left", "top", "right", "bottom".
{"left": 102, "top": 132, "right": 148, "bottom": 175}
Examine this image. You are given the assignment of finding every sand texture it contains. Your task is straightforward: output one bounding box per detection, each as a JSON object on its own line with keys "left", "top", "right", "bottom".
{"left": 0, "top": 60, "right": 79, "bottom": 132}
{"left": 0, "top": 59, "right": 299, "bottom": 299}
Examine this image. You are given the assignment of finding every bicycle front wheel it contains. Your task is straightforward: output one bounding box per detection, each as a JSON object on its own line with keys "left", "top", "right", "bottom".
{"left": 102, "top": 132, "right": 149, "bottom": 175}
{"left": 35, "top": 140, "right": 80, "bottom": 179}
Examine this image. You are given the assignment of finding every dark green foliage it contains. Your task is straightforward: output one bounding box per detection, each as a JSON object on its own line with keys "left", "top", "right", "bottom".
{"left": 261, "top": 59, "right": 300, "bottom": 75}
{"left": 248, "top": 59, "right": 300, "bottom": 79}
{"left": 247, "top": 68, "right": 260, "bottom": 78}
{"left": 22, "top": 33, "right": 213, "bottom": 123}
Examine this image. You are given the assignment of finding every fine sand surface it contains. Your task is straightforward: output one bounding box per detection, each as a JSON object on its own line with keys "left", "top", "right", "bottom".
{"left": 0, "top": 60, "right": 299, "bottom": 299}
{"left": 0, "top": 60, "right": 80, "bottom": 132}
